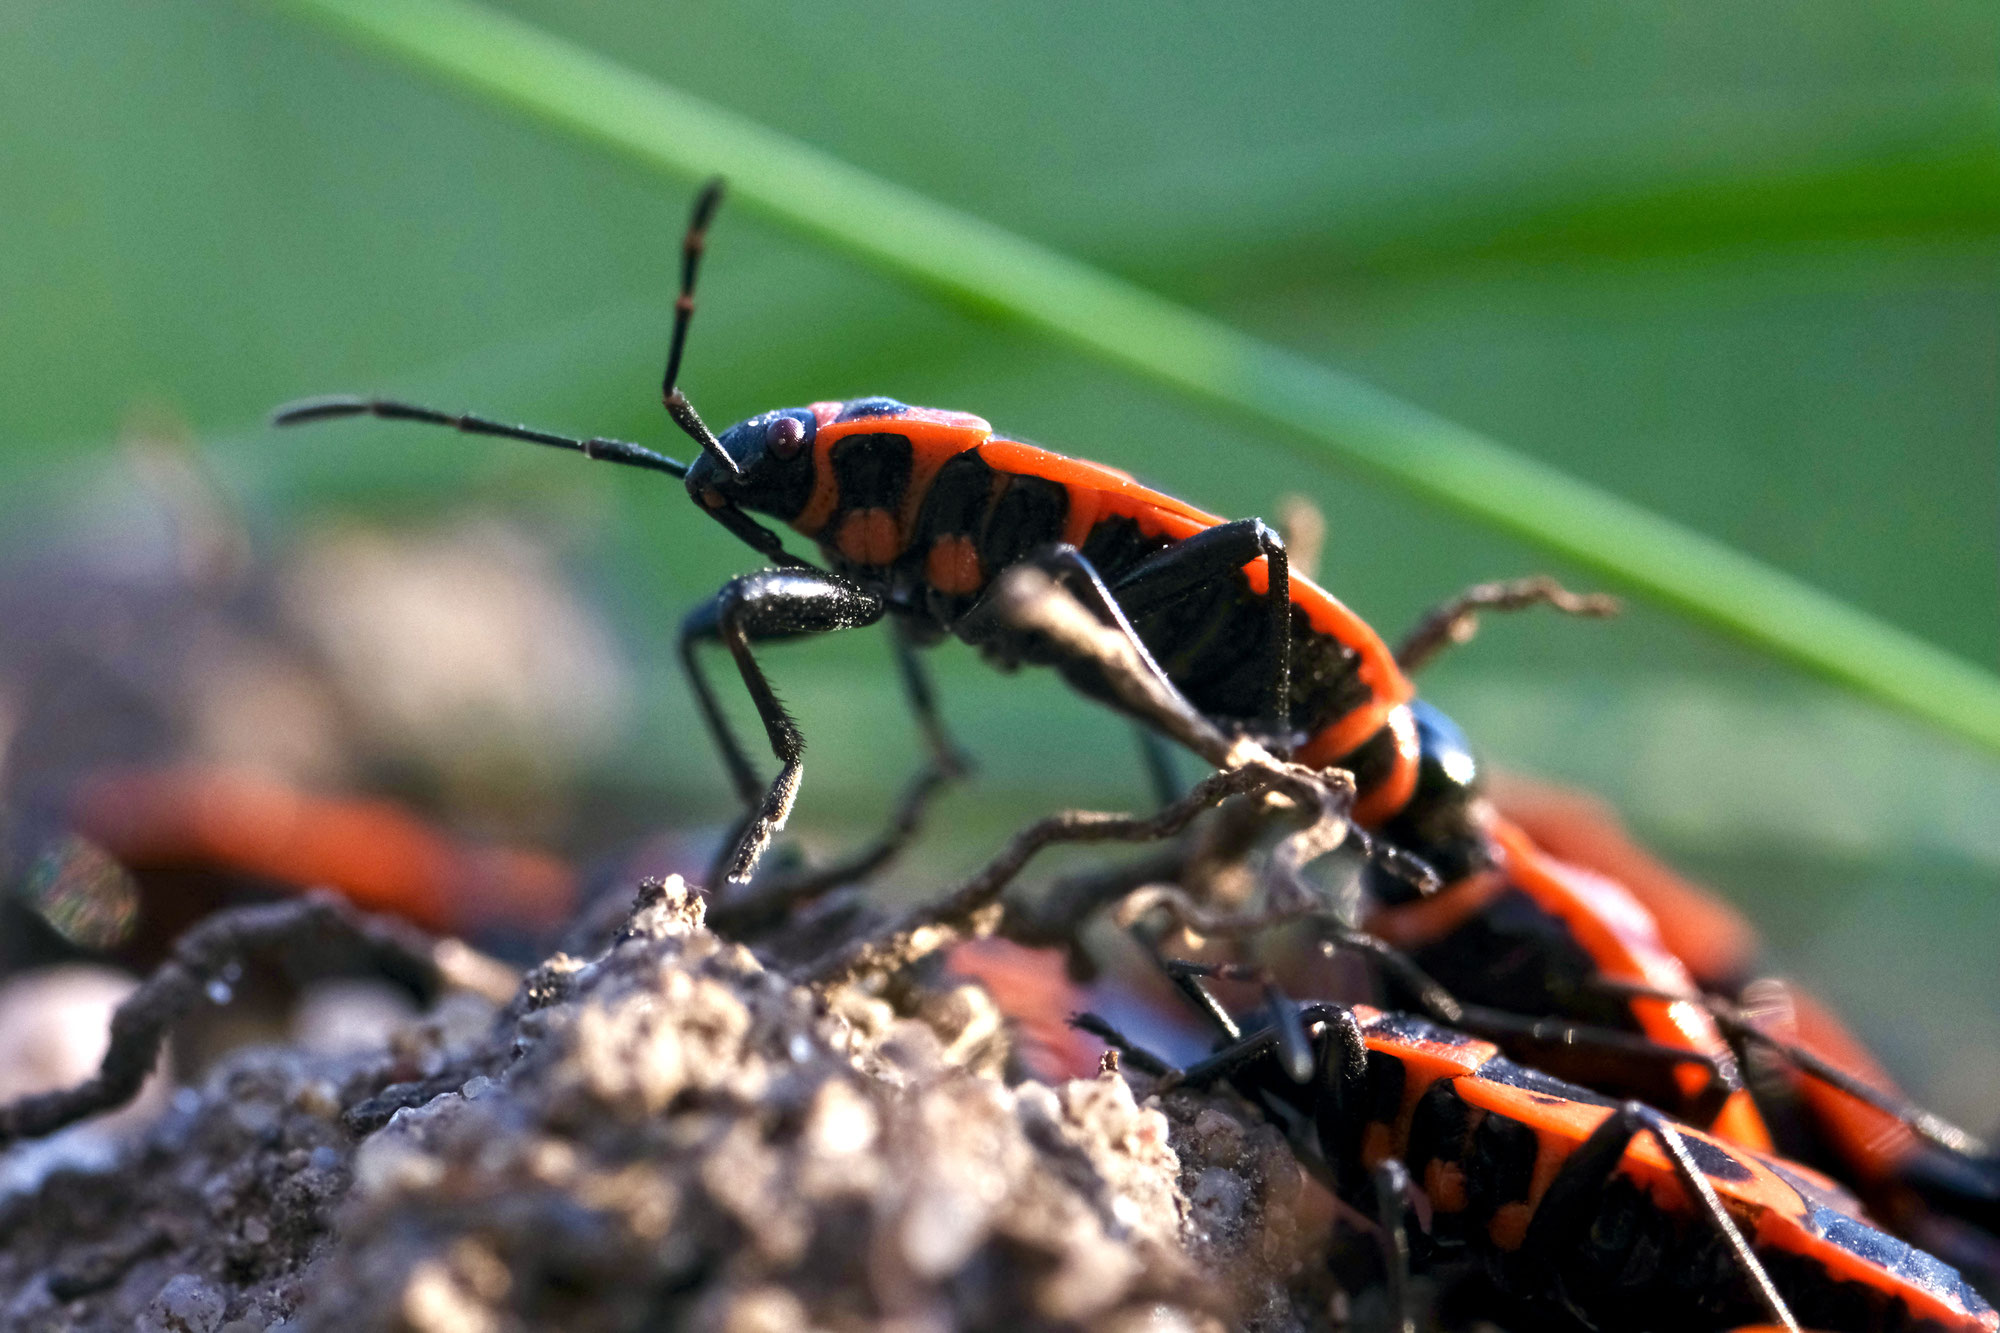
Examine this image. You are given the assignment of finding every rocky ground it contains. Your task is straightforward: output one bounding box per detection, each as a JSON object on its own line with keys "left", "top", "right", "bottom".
{"left": 0, "top": 879, "right": 1340, "bottom": 1332}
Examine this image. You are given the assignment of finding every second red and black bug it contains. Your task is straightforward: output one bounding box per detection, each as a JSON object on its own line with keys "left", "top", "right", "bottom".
{"left": 1073, "top": 969, "right": 1997, "bottom": 1333}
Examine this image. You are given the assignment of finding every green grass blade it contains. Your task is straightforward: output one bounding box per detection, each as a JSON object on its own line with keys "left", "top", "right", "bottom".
{"left": 1215, "top": 84, "right": 2000, "bottom": 270}
{"left": 271, "top": 0, "right": 2000, "bottom": 757}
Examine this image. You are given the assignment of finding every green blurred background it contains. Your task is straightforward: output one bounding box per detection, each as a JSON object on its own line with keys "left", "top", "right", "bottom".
{"left": 2, "top": 3, "right": 1996, "bottom": 1118}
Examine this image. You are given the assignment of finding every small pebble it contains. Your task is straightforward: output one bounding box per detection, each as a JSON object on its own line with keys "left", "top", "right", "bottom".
{"left": 139, "top": 1273, "right": 226, "bottom": 1333}
{"left": 1189, "top": 1166, "right": 1249, "bottom": 1228}
{"left": 1190, "top": 1108, "right": 1246, "bottom": 1166}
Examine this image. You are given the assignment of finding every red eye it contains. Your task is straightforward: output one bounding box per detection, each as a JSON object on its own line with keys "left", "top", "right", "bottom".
{"left": 766, "top": 415, "right": 806, "bottom": 459}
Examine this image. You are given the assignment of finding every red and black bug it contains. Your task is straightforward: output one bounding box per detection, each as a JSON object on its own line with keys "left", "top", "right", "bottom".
{"left": 271, "top": 181, "right": 1992, "bottom": 1263}
{"left": 278, "top": 180, "right": 1795, "bottom": 1130}
{"left": 1360, "top": 782, "right": 1778, "bottom": 1150}
{"left": 268, "top": 177, "right": 2000, "bottom": 1330}
{"left": 1490, "top": 785, "right": 2000, "bottom": 1290}
{"left": 274, "top": 179, "right": 1401, "bottom": 888}
{"left": 1075, "top": 972, "right": 1997, "bottom": 1333}
{"left": 277, "top": 185, "right": 1776, "bottom": 1150}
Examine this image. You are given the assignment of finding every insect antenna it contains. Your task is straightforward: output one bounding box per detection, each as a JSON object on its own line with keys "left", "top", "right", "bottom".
{"left": 274, "top": 182, "right": 743, "bottom": 483}
{"left": 269, "top": 396, "right": 690, "bottom": 478}
{"left": 660, "top": 177, "right": 740, "bottom": 477}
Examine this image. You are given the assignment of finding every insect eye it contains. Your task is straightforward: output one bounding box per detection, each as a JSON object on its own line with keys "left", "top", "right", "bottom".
{"left": 766, "top": 415, "right": 806, "bottom": 459}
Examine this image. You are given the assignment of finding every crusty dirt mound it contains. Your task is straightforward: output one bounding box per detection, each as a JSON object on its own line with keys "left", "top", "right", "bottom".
{"left": 0, "top": 881, "right": 1331, "bottom": 1332}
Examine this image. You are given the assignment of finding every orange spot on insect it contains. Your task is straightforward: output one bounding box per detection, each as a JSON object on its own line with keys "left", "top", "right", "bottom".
{"left": 702, "top": 487, "right": 726, "bottom": 509}
{"left": 837, "top": 508, "right": 901, "bottom": 566}
{"left": 1710, "top": 1090, "right": 1779, "bottom": 1157}
{"left": 1424, "top": 1159, "right": 1468, "bottom": 1212}
{"left": 1351, "top": 703, "right": 1421, "bottom": 826}
{"left": 945, "top": 937, "right": 1097, "bottom": 1082}
{"left": 925, "top": 534, "right": 983, "bottom": 595}
{"left": 1488, "top": 1201, "right": 1532, "bottom": 1251}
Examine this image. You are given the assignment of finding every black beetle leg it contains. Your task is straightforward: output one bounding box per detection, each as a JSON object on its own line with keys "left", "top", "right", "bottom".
{"left": 1111, "top": 517, "right": 1293, "bottom": 754}
{"left": 679, "top": 566, "right": 885, "bottom": 884}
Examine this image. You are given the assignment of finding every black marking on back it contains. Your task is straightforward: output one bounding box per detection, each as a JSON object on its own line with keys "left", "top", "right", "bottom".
{"left": 1286, "top": 618, "right": 1375, "bottom": 744}
{"left": 901, "top": 449, "right": 1001, "bottom": 620}
{"left": 978, "top": 471, "right": 1069, "bottom": 572}
{"left": 1405, "top": 1080, "right": 1472, "bottom": 1195}
{"left": 1341, "top": 722, "right": 1402, "bottom": 801}
{"left": 836, "top": 396, "right": 909, "bottom": 422}
{"left": 1030, "top": 511, "right": 1380, "bottom": 746}
{"left": 1466, "top": 1111, "right": 1538, "bottom": 1221}
{"left": 1475, "top": 1054, "right": 1619, "bottom": 1109}
{"left": 1395, "top": 888, "right": 1637, "bottom": 1035}
{"left": 913, "top": 450, "right": 994, "bottom": 539}
{"left": 830, "top": 432, "right": 914, "bottom": 512}
{"left": 1127, "top": 569, "right": 1372, "bottom": 743}
{"left": 1079, "top": 514, "right": 1173, "bottom": 583}
{"left": 1680, "top": 1136, "right": 1755, "bottom": 1183}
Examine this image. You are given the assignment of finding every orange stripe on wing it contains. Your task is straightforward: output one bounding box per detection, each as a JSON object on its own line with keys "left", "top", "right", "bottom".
{"left": 1486, "top": 817, "right": 1774, "bottom": 1152}
{"left": 1488, "top": 773, "right": 1762, "bottom": 987}
{"left": 1351, "top": 703, "right": 1422, "bottom": 826}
